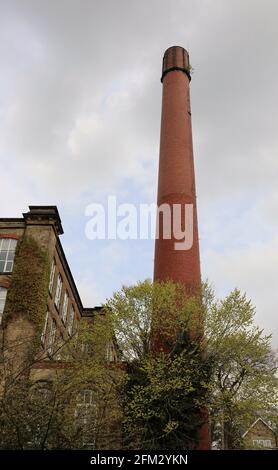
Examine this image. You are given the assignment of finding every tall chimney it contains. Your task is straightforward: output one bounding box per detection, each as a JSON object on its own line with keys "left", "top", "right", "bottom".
{"left": 154, "top": 45, "right": 201, "bottom": 293}
{"left": 153, "top": 46, "right": 210, "bottom": 450}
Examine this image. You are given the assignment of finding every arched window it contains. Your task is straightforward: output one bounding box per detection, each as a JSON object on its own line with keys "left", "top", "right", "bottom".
{"left": 0, "top": 287, "right": 7, "bottom": 324}
{"left": 0, "top": 238, "right": 17, "bottom": 273}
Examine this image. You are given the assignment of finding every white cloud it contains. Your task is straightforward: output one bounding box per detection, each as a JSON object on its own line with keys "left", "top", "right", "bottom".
{"left": 76, "top": 278, "right": 102, "bottom": 307}
{"left": 1, "top": 0, "right": 278, "bottom": 347}
{"left": 202, "top": 238, "right": 278, "bottom": 347}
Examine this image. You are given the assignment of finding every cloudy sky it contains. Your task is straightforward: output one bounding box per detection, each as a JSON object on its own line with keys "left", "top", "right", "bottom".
{"left": 1, "top": 0, "right": 278, "bottom": 346}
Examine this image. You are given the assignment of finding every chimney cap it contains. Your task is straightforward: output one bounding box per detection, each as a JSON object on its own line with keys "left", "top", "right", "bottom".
{"left": 161, "top": 46, "right": 191, "bottom": 82}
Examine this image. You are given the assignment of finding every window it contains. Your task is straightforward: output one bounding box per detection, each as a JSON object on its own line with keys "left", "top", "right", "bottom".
{"left": 77, "top": 390, "right": 94, "bottom": 407}
{"left": 48, "top": 318, "right": 57, "bottom": 356}
{"left": 41, "top": 309, "right": 49, "bottom": 345}
{"left": 62, "top": 291, "right": 69, "bottom": 323}
{"left": 48, "top": 260, "right": 55, "bottom": 293}
{"left": 106, "top": 341, "right": 115, "bottom": 362}
{"left": 30, "top": 381, "right": 52, "bottom": 402}
{"left": 253, "top": 439, "right": 272, "bottom": 448}
{"left": 54, "top": 333, "right": 63, "bottom": 361}
{"left": 0, "top": 238, "right": 17, "bottom": 273}
{"left": 72, "top": 317, "right": 78, "bottom": 335}
{"left": 81, "top": 342, "right": 91, "bottom": 355}
{"left": 68, "top": 304, "right": 75, "bottom": 336}
{"left": 75, "top": 390, "right": 97, "bottom": 448}
{"left": 54, "top": 274, "right": 62, "bottom": 309}
{"left": 0, "top": 287, "right": 7, "bottom": 325}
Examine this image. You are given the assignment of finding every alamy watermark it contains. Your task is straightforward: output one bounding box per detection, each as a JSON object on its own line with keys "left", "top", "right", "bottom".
{"left": 85, "top": 196, "right": 193, "bottom": 251}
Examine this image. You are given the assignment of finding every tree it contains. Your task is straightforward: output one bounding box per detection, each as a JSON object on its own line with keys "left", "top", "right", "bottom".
{"left": 1, "top": 279, "right": 209, "bottom": 450}
{"left": 107, "top": 280, "right": 277, "bottom": 449}
{"left": 0, "top": 314, "right": 124, "bottom": 449}
{"left": 2, "top": 279, "right": 276, "bottom": 450}
{"left": 106, "top": 280, "right": 211, "bottom": 449}
{"left": 203, "top": 285, "right": 278, "bottom": 449}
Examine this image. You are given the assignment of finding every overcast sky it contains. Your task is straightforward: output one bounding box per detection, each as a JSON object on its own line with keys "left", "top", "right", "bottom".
{"left": 1, "top": 0, "right": 278, "bottom": 346}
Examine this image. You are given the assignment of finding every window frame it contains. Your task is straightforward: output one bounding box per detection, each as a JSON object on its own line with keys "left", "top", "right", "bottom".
{"left": 0, "top": 286, "right": 8, "bottom": 325}
{"left": 41, "top": 309, "right": 49, "bottom": 346}
{"left": 48, "top": 317, "right": 57, "bottom": 356}
{"left": 76, "top": 390, "right": 94, "bottom": 407}
{"left": 252, "top": 438, "right": 272, "bottom": 448}
{"left": 54, "top": 273, "right": 63, "bottom": 309}
{"left": 54, "top": 332, "right": 63, "bottom": 361}
{"left": 75, "top": 390, "right": 97, "bottom": 447}
{"left": 106, "top": 341, "right": 115, "bottom": 362}
{"left": 62, "top": 290, "right": 69, "bottom": 324}
{"left": 48, "top": 260, "right": 56, "bottom": 294}
{"left": 68, "top": 304, "right": 75, "bottom": 336}
{"left": 0, "top": 238, "right": 17, "bottom": 273}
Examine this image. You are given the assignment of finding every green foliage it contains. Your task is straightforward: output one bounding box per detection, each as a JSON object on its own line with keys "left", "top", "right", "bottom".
{"left": 107, "top": 280, "right": 211, "bottom": 449}
{"left": 106, "top": 279, "right": 201, "bottom": 361}
{"left": 123, "top": 347, "right": 210, "bottom": 449}
{"left": 0, "top": 378, "right": 60, "bottom": 449}
{"left": 203, "top": 285, "right": 278, "bottom": 449}
{"left": 3, "top": 235, "right": 50, "bottom": 351}
{"left": 108, "top": 280, "right": 277, "bottom": 450}
{"left": 2, "top": 276, "right": 277, "bottom": 451}
{"left": 0, "top": 314, "right": 125, "bottom": 449}
{"left": 58, "top": 318, "right": 124, "bottom": 449}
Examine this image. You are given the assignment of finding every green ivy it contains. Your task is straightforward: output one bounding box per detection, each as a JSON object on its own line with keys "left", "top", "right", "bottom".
{"left": 3, "top": 235, "right": 50, "bottom": 352}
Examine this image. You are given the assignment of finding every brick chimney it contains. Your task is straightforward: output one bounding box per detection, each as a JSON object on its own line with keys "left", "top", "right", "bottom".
{"left": 154, "top": 46, "right": 201, "bottom": 292}
{"left": 153, "top": 46, "right": 210, "bottom": 450}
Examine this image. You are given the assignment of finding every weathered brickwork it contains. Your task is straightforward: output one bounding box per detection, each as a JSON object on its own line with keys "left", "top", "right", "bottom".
{"left": 153, "top": 46, "right": 210, "bottom": 450}
{"left": 154, "top": 46, "right": 201, "bottom": 292}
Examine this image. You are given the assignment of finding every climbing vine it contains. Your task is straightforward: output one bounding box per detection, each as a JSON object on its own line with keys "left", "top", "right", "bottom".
{"left": 3, "top": 235, "right": 50, "bottom": 351}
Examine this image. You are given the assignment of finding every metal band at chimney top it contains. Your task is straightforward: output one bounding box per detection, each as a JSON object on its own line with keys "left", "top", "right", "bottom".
{"left": 161, "top": 45, "right": 191, "bottom": 82}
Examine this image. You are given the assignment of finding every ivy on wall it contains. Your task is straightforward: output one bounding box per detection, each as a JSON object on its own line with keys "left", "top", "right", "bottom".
{"left": 3, "top": 235, "right": 50, "bottom": 351}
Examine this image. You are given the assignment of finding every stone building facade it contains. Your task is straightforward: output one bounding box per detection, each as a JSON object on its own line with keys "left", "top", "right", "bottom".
{"left": 0, "top": 205, "right": 117, "bottom": 392}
